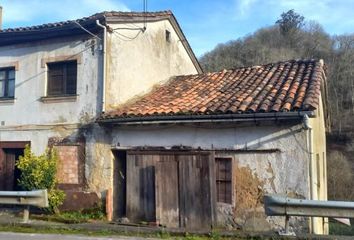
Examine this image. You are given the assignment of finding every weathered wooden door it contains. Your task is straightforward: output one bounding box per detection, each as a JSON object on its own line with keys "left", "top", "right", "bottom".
{"left": 0, "top": 149, "right": 23, "bottom": 191}
{"left": 126, "top": 153, "right": 156, "bottom": 222}
{"left": 155, "top": 157, "right": 179, "bottom": 228}
{"left": 124, "top": 151, "right": 216, "bottom": 230}
{"left": 178, "top": 153, "right": 216, "bottom": 230}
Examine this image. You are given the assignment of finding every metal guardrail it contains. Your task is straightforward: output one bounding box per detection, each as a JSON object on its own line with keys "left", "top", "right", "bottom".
{"left": 0, "top": 189, "right": 48, "bottom": 223}
{"left": 264, "top": 195, "right": 354, "bottom": 235}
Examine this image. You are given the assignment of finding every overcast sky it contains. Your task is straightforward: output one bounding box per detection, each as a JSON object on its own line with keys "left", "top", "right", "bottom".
{"left": 1, "top": 0, "right": 354, "bottom": 56}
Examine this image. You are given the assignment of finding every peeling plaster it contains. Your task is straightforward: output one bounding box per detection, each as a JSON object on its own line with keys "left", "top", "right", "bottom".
{"left": 266, "top": 161, "right": 276, "bottom": 192}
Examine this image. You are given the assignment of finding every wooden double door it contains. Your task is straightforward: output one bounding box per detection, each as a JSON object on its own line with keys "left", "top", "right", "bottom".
{"left": 124, "top": 151, "right": 216, "bottom": 230}
{"left": 0, "top": 142, "right": 28, "bottom": 191}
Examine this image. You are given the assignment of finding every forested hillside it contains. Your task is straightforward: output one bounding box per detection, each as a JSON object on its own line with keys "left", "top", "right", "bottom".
{"left": 199, "top": 10, "right": 354, "bottom": 201}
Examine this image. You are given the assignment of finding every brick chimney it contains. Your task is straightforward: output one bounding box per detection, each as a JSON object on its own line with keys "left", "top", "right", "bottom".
{"left": 0, "top": 6, "right": 2, "bottom": 30}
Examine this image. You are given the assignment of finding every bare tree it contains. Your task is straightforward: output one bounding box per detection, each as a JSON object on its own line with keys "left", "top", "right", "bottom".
{"left": 327, "top": 151, "right": 354, "bottom": 200}
{"left": 200, "top": 10, "right": 354, "bottom": 199}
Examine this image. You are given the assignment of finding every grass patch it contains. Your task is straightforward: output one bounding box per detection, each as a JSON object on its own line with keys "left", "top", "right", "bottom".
{"left": 31, "top": 206, "right": 106, "bottom": 224}
{"left": 330, "top": 221, "right": 354, "bottom": 236}
{"left": 0, "top": 225, "right": 255, "bottom": 239}
{"left": 0, "top": 225, "right": 88, "bottom": 235}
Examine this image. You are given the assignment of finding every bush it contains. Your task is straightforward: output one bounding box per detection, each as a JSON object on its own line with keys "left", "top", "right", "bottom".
{"left": 327, "top": 150, "right": 354, "bottom": 201}
{"left": 16, "top": 145, "right": 65, "bottom": 213}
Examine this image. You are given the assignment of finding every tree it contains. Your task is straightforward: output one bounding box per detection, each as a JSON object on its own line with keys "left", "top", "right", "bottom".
{"left": 276, "top": 9, "right": 305, "bottom": 36}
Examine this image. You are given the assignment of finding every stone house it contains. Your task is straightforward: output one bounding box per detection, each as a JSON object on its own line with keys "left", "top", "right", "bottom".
{"left": 0, "top": 11, "right": 200, "bottom": 207}
{"left": 0, "top": 10, "right": 328, "bottom": 234}
{"left": 98, "top": 59, "right": 329, "bottom": 234}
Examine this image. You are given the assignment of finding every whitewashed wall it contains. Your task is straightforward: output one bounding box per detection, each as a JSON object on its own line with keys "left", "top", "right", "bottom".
{"left": 0, "top": 36, "right": 101, "bottom": 126}
{"left": 105, "top": 19, "right": 199, "bottom": 110}
{"left": 105, "top": 122, "right": 310, "bottom": 231}
{"left": 0, "top": 35, "right": 101, "bottom": 154}
{"left": 110, "top": 122, "right": 309, "bottom": 197}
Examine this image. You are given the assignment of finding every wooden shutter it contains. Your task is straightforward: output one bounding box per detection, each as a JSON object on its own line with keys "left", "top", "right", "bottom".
{"left": 47, "top": 61, "right": 77, "bottom": 96}
{"left": 66, "top": 61, "right": 77, "bottom": 94}
{"left": 215, "top": 157, "right": 232, "bottom": 204}
{"left": 48, "top": 63, "right": 65, "bottom": 95}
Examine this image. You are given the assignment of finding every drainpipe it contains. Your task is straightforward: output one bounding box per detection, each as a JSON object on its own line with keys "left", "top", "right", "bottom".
{"left": 0, "top": 6, "right": 3, "bottom": 30}
{"left": 303, "top": 114, "right": 317, "bottom": 233}
{"left": 96, "top": 20, "right": 107, "bottom": 113}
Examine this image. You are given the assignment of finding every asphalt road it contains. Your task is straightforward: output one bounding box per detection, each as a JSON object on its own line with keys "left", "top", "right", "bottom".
{"left": 0, "top": 232, "right": 159, "bottom": 240}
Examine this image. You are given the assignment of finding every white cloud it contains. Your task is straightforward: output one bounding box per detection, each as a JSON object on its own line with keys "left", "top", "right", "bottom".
{"left": 273, "top": 0, "right": 354, "bottom": 34}
{"left": 234, "top": 0, "right": 259, "bottom": 17}
{"left": 275, "top": 0, "right": 332, "bottom": 21}
{"left": 234, "top": 0, "right": 333, "bottom": 19}
{"left": 1, "top": 0, "right": 129, "bottom": 26}
{"left": 232, "top": 0, "right": 354, "bottom": 34}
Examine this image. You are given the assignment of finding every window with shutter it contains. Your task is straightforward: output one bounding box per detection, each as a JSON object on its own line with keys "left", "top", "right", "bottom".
{"left": 47, "top": 61, "right": 77, "bottom": 96}
{"left": 215, "top": 157, "right": 232, "bottom": 204}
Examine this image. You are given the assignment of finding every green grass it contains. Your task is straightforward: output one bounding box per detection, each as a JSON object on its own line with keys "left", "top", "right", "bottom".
{"left": 0, "top": 225, "right": 93, "bottom": 236}
{"left": 0, "top": 225, "right": 251, "bottom": 239}
{"left": 330, "top": 222, "right": 354, "bottom": 236}
{"left": 31, "top": 207, "right": 106, "bottom": 224}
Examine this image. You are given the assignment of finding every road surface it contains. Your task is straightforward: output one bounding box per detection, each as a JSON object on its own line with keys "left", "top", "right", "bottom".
{"left": 0, "top": 232, "right": 159, "bottom": 240}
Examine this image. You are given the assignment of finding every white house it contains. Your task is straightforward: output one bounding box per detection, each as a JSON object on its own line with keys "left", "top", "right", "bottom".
{"left": 0, "top": 10, "right": 328, "bottom": 235}
{"left": 0, "top": 10, "right": 200, "bottom": 207}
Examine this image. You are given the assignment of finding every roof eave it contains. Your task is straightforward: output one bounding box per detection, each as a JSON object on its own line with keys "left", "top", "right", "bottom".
{"left": 0, "top": 19, "right": 102, "bottom": 47}
{"left": 167, "top": 14, "right": 203, "bottom": 73}
{"left": 97, "top": 111, "right": 316, "bottom": 125}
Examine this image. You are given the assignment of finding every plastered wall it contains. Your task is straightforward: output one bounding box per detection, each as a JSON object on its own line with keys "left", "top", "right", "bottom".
{"left": 105, "top": 19, "right": 199, "bottom": 110}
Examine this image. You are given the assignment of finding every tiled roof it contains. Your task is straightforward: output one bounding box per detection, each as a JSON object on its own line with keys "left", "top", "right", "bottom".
{"left": 101, "top": 59, "right": 325, "bottom": 120}
{"left": 0, "top": 11, "right": 172, "bottom": 33}
{"left": 0, "top": 10, "right": 202, "bottom": 73}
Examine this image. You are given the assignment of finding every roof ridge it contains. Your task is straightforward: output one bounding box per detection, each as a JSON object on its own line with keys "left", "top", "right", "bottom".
{"left": 224, "top": 58, "right": 321, "bottom": 72}
{"left": 102, "top": 10, "right": 172, "bottom": 15}
{"left": 173, "top": 59, "right": 321, "bottom": 80}
{"left": 0, "top": 10, "right": 173, "bottom": 33}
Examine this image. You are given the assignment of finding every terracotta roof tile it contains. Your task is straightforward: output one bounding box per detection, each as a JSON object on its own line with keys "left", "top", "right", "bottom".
{"left": 101, "top": 59, "right": 326, "bottom": 120}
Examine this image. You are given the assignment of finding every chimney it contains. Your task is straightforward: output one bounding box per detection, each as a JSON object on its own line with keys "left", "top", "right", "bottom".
{"left": 0, "top": 6, "right": 2, "bottom": 30}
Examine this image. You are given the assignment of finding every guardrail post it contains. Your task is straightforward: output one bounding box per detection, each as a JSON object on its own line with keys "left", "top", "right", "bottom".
{"left": 23, "top": 206, "right": 30, "bottom": 223}
{"left": 284, "top": 215, "right": 290, "bottom": 234}
{"left": 0, "top": 189, "right": 48, "bottom": 223}
{"left": 278, "top": 215, "right": 294, "bottom": 236}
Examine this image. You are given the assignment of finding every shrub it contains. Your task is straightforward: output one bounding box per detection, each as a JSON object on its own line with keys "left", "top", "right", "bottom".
{"left": 16, "top": 145, "right": 65, "bottom": 213}
{"left": 327, "top": 150, "right": 354, "bottom": 201}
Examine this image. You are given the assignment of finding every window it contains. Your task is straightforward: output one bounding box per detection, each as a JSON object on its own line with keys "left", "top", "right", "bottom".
{"left": 47, "top": 61, "right": 77, "bottom": 96}
{"left": 0, "top": 67, "right": 15, "bottom": 98}
{"left": 165, "top": 30, "right": 171, "bottom": 42}
{"left": 215, "top": 157, "right": 232, "bottom": 204}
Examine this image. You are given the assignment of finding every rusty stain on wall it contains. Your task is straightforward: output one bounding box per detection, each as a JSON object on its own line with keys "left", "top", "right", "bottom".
{"left": 234, "top": 165, "right": 264, "bottom": 222}
{"left": 52, "top": 125, "right": 73, "bottom": 138}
